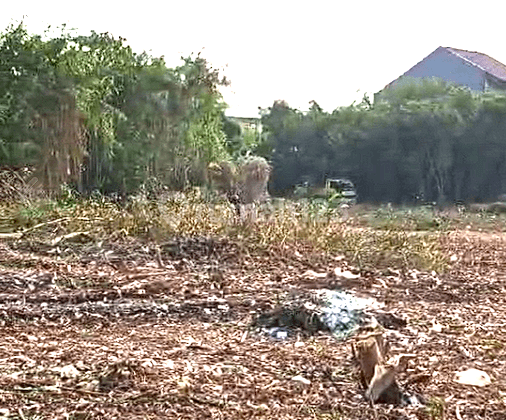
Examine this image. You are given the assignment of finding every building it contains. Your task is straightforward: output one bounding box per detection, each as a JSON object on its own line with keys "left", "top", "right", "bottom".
{"left": 377, "top": 46, "right": 506, "bottom": 98}
{"left": 227, "top": 116, "right": 262, "bottom": 134}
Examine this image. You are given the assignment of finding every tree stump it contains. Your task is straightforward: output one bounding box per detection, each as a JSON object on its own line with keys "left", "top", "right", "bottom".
{"left": 352, "top": 332, "right": 404, "bottom": 405}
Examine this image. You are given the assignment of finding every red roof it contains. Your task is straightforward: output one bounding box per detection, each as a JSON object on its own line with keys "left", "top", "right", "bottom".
{"left": 445, "top": 47, "right": 506, "bottom": 82}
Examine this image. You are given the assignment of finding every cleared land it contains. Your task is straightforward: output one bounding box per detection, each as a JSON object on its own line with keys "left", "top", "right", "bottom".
{"left": 0, "top": 202, "right": 505, "bottom": 419}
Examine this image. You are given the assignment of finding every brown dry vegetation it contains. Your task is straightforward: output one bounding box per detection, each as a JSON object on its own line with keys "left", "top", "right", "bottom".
{"left": 0, "top": 196, "right": 505, "bottom": 419}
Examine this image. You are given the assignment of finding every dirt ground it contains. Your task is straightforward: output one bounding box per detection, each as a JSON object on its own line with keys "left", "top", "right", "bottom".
{"left": 0, "top": 229, "right": 505, "bottom": 419}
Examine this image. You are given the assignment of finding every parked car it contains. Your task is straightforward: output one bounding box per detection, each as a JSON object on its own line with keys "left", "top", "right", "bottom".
{"left": 325, "top": 179, "right": 357, "bottom": 205}
{"left": 293, "top": 178, "right": 357, "bottom": 206}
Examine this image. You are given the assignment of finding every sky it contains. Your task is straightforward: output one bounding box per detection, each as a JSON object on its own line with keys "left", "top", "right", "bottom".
{"left": 2, "top": 1, "right": 506, "bottom": 117}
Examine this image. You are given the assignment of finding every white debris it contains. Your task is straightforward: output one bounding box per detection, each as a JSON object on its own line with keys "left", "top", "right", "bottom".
{"left": 334, "top": 267, "right": 360, "bottom": 279}
{"left": 430, "top": 319, "right": 443, "bottom": 333}
{"left": 56, "top": 364, "right": 80, "bottom": 379}
{"left": 275, "top": 330, "right": 288, "bottom": 339}
{"left": 291, "top": 375, "right": 311, "bottom": 385}
{"left": 455, "top": 368, "right": 491, "bottom": 387}
{"left": 303, "top": 270, "right": 327, "bottom": 279}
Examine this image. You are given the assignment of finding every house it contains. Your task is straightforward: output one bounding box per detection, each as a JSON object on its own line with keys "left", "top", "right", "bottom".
{"left": 377, "top": 46, "right": 506, "bottom": 98}
{"left": 227, "top": 116, "right": 262, "bottom": 134}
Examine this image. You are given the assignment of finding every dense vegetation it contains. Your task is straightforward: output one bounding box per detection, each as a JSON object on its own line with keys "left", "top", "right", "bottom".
{"left": 260, "top": 79, "right": 506, "bottom": 205}
{"left": 2, "top": 23, "right": 506, "bottom": 206}
{"left": 0, "top": 23, "right": 256, "bottom": 196}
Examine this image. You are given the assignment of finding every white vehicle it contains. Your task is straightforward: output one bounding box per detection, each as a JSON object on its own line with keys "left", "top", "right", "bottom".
{"left": 294, "top": 178, "right": 357, "bottom": 206}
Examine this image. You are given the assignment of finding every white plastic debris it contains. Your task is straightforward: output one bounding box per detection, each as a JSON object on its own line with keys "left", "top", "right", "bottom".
{"left": 303, "top": 270, "right": 328, "bottom": 279}
{"left": 275, "top": 330, "right": 288, "bottom": 339}
{"left": 291, "top": 375, "right": 311, "bottom": 385}
{"left": 57, "top": 364, "right": 80, "bottom": 379}
{"left": 334, "top": 267, "right": 360, "bottom": 279}
{"left": 430, "top": 320, "right": 443, "bottom": 333}
{"left": 454, "top": 368, "right": 491, "bottom": 387}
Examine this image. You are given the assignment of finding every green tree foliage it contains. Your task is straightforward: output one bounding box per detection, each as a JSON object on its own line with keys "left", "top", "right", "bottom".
{"left": 0, "top": 23, "right": 60, "bottom": 165}
{"left": 261, "top": 79, "right": 506, "bottom": 204}
{"left": 93, "top": 52, "right": 230, "bottom": 193}
{"left": 186, "top": 108, "right": 228, "bottom": 163}
{"left": 0, "top": 23, "right": 230, "bottom": 194}
{"left": 260, "top": 100, "right": 339, "bottom": 194}
{"left": 221, "top": 116, "right": 263, "bottom": 158}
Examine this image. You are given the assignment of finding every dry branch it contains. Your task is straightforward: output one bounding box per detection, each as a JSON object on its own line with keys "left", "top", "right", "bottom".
{"left": 0, "top": 217, "right": 103, "bottom": 240}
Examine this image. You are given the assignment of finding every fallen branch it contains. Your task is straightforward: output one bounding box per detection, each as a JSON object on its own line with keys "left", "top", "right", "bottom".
{"left": 0, "top": 232, "right": 22, "bottom": 239}
{"left": 51, "top": 231, "right": 93, "bottom": 245}
{"left": 22, "top": 217, "right": 72, "bottom": 234}
{"left": 0, "top": 217, "right": 104, "bottom": 240}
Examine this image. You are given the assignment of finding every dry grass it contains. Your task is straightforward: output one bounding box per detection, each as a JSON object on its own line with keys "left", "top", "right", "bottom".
{"left": 0, "top": 194, "right": 449, "bottom": 274}
{"left": 1, "top": 193, "right": 506, "bottom": 419}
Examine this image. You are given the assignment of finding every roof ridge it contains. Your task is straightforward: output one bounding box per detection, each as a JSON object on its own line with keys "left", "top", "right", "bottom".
{"left": 447, "top": 47, "right": 502, "bottom": 62}
{"left": 445, "top": 47, "right": 506, "bottom": 82}
{"left": 446, "top": 46, "right": 479, "bottom": 54}
{"left": 445, "top": 47, "right": 487, "bottom": 73}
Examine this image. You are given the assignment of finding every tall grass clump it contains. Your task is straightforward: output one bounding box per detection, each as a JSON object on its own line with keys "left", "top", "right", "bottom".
{"left": 363, "top": 205, "right": 452, "bottom": 232}
{"left": 2, "top": 190, "right": 448, "bottom": 273}
{"left": 234, "top": 200, "right": 448, "bottom": 273}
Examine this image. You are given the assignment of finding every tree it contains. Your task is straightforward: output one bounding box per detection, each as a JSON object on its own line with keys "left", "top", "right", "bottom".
{"left": 0, "top": 23, "right": 231, "bottom": 194}
{"left": 0, "top": 23, "right": 60, "bottom": 167}
{"left": 0, "top": 23, "right": 142, "bottom": 190}
{"left": 261, "top": 79, "right": 505, "bottom": 204}
{"left": 260, "top": 100, "right": 339, "bottom": 194}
